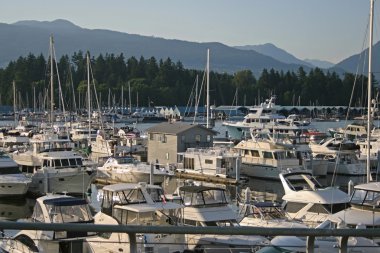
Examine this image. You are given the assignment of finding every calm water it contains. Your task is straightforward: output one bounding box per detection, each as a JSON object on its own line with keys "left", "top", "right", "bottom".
{"left": 0, "top": 119, "right": 375, "bottom": 221}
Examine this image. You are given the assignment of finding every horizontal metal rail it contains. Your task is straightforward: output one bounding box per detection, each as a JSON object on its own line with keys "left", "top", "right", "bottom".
{"left": 1, "top": 221, "right": 379, "bottom": 253}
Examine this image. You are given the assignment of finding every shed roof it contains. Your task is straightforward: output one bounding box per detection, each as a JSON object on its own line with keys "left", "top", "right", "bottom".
{"left": 146, "top": 122, "right": 217, "bottom": 135}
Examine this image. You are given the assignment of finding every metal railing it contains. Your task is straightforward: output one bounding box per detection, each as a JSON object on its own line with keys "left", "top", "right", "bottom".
{"left": 0, "top": 221, "right": 379, "bottom": 253}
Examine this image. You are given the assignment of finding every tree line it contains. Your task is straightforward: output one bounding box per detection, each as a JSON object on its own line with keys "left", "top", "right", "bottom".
{"left": 0, "top": 52, "right": 372, "bottom": 111}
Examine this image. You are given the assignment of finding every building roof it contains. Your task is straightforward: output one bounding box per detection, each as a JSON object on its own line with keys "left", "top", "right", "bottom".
{"left": 145, "top": 122, "right": 217, "bottom": 135}
{"left": 214, "top": 105, "right": 248, "bottom": 111}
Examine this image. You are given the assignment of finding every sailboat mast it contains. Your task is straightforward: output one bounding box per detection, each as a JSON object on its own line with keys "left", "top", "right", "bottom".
{"left": 13, "top": 80, "right": 16, "bottom": 127}
{"left": 128, "top": 81, "right": 132, "bottom": 114}
{"left": 206, "top": 49, "right": 210, "bottom": 129}
{"left": 50, "top": 35, "right": 54, "bottom": 123}
{"left": 195, "top": 75, "right": 198, "bottom": 118}
{"left": 33, "top": 85, "right": 36, "bottom": 114}
{"left": 87, "top": 53, "right": 91, "bottom": 140}
{"left": 367, "top": 0, "right": 374, "bottom": 183}
{"left": 121, "top": 85, "right": 124, "bottom": 116}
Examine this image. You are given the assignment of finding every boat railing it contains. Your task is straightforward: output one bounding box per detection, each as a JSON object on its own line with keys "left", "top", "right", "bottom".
{"left": 1, "top": 221, "right": 379, "bottom": 253}
{"left": 242, "top": 156, "right": 300, "bottom": 168}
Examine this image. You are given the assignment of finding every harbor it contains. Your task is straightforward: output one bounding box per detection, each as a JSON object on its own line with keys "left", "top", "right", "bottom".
{"left": 1, "top": 1, "right": 380, "bottom": 252}
{"left": 0, "top": 118, "right": 378, "bottom": 253}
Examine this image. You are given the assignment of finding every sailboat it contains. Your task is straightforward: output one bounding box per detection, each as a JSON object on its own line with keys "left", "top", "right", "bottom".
{"left": 191, "top": 49, "right": 215, "bottom": 127}
{"left": 11, "top": 37, "right": 97, "bottom": 196}
{"left": 330, "top": 1, "right": 380, "bottom": 232}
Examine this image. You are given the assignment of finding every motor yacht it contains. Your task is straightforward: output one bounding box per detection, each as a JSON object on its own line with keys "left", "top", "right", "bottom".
{"left": 223, "top": 96, "right": 306, "bottom": 140}
{"left": 178, "top": 185, "right": 269, "bottom": 252}
{"left": 309, "top": 137, "right": 365, "bottom": 176}
{"left": 264, "top": 218, "right": 379, "bottom": 253}
{"left": 176, "top": 146, "right": 240, "bottom": 178}
{"left": 332, "top": 182, "right": 380, "bottom": 229}
{"left": 234, "top": 133, "right": 311, "bottom": 180}
{"left": 11, "top": 131, "right": 96, "bottom": 196}
{"left": 0, "top": 194, "right": 95, "bottom": 253}
{"left": 279, "top": 172, "right": 350, "bottom": 227}
{"left": 84, "top": 182, "right": 186, "bottom": 253}
{"left": 97, "top": 156, "right": 174, "bottom": 184}
{"left": 238, "top": 187, "right": 307, "bottom": 229}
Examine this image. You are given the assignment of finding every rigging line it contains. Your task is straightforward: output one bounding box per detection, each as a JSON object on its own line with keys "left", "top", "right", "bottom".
{"left": 68, "top": 60, "right": 77, "bottom": 112}
{"left": 343, "top": 14, "right": 370, "bottom": 124}
{"left": 193, "top": 66, "right": 207, "bottom": 124}
{"left": 184, "top": 76, "right": 197, "bottom": 117}
{"left": 52, "top": 44, "right": 66, "bottom": 117}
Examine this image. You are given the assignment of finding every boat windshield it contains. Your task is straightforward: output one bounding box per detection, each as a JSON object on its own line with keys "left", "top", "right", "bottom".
{"left": 43, "top": 199, "right": 93, "bottom": 223}
{"left": 351, "top": 189, "right": 380, "bottom": 207}
{"left": 115, "top": 156, "right": 135, "bottom": 164}
{"left": 182, "top": 189, "right": 228, "bottom": 206}
{"left": 244, "top": 203, "right": 287, "bottom": 220}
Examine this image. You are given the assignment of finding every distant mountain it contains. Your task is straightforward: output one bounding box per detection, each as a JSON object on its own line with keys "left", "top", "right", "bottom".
{"left": 235, "top": 43, "right": 314, "bottom": 67}
{"left": 304, "top": 59, "right": 334, "bottom": 69}
{"left": 334, "top": 41, "right": 380, "bottom": 77}
{"left": 0, "top": 19, "right": 311, "bottom": 75}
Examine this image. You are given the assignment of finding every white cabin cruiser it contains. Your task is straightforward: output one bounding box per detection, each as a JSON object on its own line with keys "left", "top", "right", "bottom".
{"left": 84, "top": 182, "right": 186, "bottom": 253}
{"left": 97, "top": 156, "right": 174, "bottom": 184}
{"left": 223, "top": 96, "right": 305, "bottom": 140}
{"left": 238, "top": 188, "right": 307, "bottom": 229}
{"left": 332, "top": 182, "right": 380, "bottom": 229}
{"left": 266, "top": 218, "right": 379, "bottom": 253}
{"left": 0, "top": 194, "right": 95, "bottom": 253}
{"left": 176, "top": 147, "right": 240, "bottom": 178}
{"left": 279, "top": 172, "right": 350, "bottom": 227}
{"left": 234, "top": 134, "right": 311, "bottom": 180}
{"left": 12, "top": 131, "right": 96, "bottom": 196}
{"left": 179, "top": 185, "right": 269, "bottom": 252}
{"left": 90, "top": 133, "right": 145, "bottom": 156}
{"left": 309, "top": 137, "right": 365, "bottom": 176}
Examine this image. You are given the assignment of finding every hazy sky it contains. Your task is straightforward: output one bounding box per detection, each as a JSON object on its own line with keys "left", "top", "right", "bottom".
{"left": 1, "top": 0, "right": 378, "bottom": 63}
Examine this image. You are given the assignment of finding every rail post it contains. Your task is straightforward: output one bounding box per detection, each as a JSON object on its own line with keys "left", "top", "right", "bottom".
{"left": 306, "top": 235, "right": 315, "bottom": 253}
{"left": 339, "top": 236, "right": 348, "bottom": 253}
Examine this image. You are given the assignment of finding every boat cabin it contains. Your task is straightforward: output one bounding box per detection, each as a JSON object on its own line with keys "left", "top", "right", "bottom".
{"left": 350, "top": 183, "right": 380, "bottom": 211}
{"left": 100, "top": 183, "right": 167, "bottom": 215}
{"left": 179, "top": 185, "right": 229, "bottom": 207}
{"left": 99, "top": 182, "right": 183, "bottom": 226}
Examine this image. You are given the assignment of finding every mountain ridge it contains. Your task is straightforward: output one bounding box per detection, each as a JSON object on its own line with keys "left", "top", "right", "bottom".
{"left": 0, "top": 19, "right": 313, "bottom": 75}
{"left": 0, "top": 19, "right": 365, "bottom": 76}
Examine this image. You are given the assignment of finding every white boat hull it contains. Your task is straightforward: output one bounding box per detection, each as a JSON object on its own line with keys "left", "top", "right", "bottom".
{"left": 326, "top": 161, "right": 366, "bottom": 176}
{"left": 0, "top": 174, "right": 31, "bottom": 197}
{"left": 241, "top": 163, "right": 310, "bottom": 180}
{"left": 27, "top": 168, "right": 96, "bottom": 196}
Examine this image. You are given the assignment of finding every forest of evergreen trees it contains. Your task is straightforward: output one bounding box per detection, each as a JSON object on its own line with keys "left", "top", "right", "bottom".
{"left": 0, "top": 52, "right": 373, "bottom": 110}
